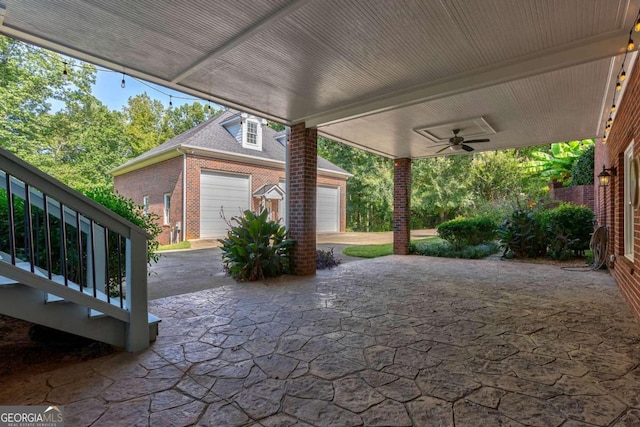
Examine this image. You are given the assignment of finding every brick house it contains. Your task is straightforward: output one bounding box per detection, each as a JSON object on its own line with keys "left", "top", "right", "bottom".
{"left": 596, "top": 53, "right": 640, "bottom": 323}
{"left": 112, "top": 110, "right": 351, "bottom": 245}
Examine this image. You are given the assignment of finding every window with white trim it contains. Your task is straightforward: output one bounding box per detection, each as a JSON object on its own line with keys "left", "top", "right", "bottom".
{"left": 163, "top": 193, "right": 171, "bottom": 225}
{"left": 242, "top": 119, "right": 262, "bottom": 151}
{"left": 624, "top": 142, "right": 635, "bottom": 260}
{"left": 142, "top": 196, "right": 149, "bottom": 215}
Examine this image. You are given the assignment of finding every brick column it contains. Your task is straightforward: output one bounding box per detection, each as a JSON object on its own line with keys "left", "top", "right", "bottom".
{"left": 394, "top": 158, "right": 411, "bottom": 255}
{"left": 288, "top": 122, "right": 317, "bottom": 275}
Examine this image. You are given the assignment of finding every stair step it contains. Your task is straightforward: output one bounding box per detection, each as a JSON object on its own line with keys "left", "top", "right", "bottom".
{"left": 45, "top": 293, "right": 65, "bottom": 303}
{"left": 0, "top": 276, "right": 19, "bottom": 286}
{"left": 89, "top": 308, "right": 106, "bottom": 319}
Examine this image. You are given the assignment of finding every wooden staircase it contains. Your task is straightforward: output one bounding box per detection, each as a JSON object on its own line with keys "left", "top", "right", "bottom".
{"left": 0, "top": 148, "right": 159, "bottom": 351}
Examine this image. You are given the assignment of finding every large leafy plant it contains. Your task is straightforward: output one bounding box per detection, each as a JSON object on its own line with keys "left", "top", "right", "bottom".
{"left": 526, "top": 140, "right": 594, "bottom": 184}
{"left": 497, "top": 207, "right": 547, "bottom": 259}
{"left": 219, "top": 209, "right": 294, "bottom": 281}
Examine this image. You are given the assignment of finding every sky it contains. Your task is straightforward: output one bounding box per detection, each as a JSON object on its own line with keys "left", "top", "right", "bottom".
{"left": 91, "top": 70, "right": 209, "bottom": 112}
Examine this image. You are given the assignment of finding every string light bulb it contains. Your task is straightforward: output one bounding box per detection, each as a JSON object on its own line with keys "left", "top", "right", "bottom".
{"left": 603, "top": 133, "right": 608, "bottom": 143}
{"left": 608, "top": 116, "right": 613, "bottom": 125}
{"left": 616, "top": 82, "right": 622, "bottom": 91}
{"left": 168, "top": 95, "right": 173, "bottom": 110}
{"left": 620, "top": 71, "right": 627, "bottom": 82}
{"left": 207, "top": 101, "right": 211, "bottom": 113}
{"left": 120, "top": 72, "right": 126, "bottom": 89}
{"left": 628, "top": 38, "right": 635, "bottom": 51}
{"left": 62, "top": 62, "right": 69, "bottom": 79}
{"left": 635, "top": 17, "right": 640, "bottom": 32}
{"left": 611, "top": 104, "right": 617, "bottom": 113}
{"left": 606, "top": 123, "right": 611, "bottom": 130}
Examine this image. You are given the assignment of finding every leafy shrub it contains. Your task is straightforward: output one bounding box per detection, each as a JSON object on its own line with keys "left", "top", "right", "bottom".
{"left": 0, "top": 187, "right": 160, "bottom": 296}
{"left": 497, "top": 208, "right": 547, "bottom": 258}
{"left": 570, "top": 145, "right": 595, "bottom": 186}
{"left": 84, "top": 188, "right": 162, "bottom": 266}
{"left": 411, "top": 240, "right": 499, "bottom": 259}
{"left": 85, "top": 188, "right": 162, "bottom": 296}
{"left": 317, "top": 248, "right": 341, "bottom": 270}
{"left": 219, "top": 209, "right": 294, "bottom": 281}
{"left": 542, "top": 203, "right": 594, "bottom": 255}
{"left": 436, "top": 217, "right": 497, "bottom": 250}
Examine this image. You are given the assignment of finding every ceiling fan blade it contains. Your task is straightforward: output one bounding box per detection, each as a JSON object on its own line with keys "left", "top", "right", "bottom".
{"left": 463, "top": 139, "right": 490, "bottom": 143}
{"left": 436, "top": 145, "right": 450, "bottom": 154}
{"left": 461, "top": 144, "right": 474, "bottom": 152}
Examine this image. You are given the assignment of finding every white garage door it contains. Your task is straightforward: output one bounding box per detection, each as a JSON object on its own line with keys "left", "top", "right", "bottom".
{"left": 278, "top": 183, "right": 340, "bottom": 233}
{"left": 200, "top": 171, "right": 250, "bottom": 238}
{"left": 317, "top": 186, "right": 340, "bottom": 233}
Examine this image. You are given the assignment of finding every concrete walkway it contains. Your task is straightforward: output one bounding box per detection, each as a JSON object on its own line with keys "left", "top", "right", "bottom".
{"left": 3, "top": 256, "right": 640, "bottom": 426}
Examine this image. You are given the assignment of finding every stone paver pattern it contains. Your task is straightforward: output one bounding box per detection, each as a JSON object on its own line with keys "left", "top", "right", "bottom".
{"left": 2, "top": 255, "right": 640, "bottom": 426}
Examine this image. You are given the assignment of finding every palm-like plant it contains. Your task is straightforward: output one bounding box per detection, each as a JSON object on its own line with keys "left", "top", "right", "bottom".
{"left": 526, "top": 140, "right": 594, "bottom": 184}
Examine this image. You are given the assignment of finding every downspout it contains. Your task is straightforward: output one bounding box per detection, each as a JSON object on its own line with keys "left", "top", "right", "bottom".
{"left": 285, "top": 126, "right": 290, "bottom": 230}
{"left": 178, "top": 148, "right": 187, "bottom": 242}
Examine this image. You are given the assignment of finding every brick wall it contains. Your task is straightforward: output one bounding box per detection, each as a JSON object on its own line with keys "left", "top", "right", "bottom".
{"left": 114, "top": 153, "right": 347, "bottom": 246}
{"left": 601, "top": 53, "right": 640, "bottom": 322}
{"left": 184, "top": 155, "right": 288, "bottom": 240}
{"left": 393, "top": 158, "right": 411, "bottom": 255}
{"left": 549, "top": 184, "right": 595, "bottom": 211}
{"left": 288, "top": 123, "right": 317, "bottom": 275}
{"left": 113, "top": 156, "right": 183, "bottom": 246}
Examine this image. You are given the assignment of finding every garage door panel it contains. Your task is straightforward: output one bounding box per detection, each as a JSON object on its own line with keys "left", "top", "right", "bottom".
{"left": 200, "top": 172, "right": 250, "bottom": 238}
{"left": 277, "top": 182, "right": 340, "bottom": 233}
{"left": 317, "top": 186, "right": 339, "bottom": 233}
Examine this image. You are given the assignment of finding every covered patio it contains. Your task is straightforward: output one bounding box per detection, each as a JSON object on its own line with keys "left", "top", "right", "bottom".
{"left": 1, "top": 0, "right": 637, "bottom": 272}
{"left": 2, "top": 257, "right": 639, "bottom": 426}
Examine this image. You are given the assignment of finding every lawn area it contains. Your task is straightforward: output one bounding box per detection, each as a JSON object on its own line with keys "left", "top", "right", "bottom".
{"left": 343, "top": 237, "right": 443, "bottom": 258}
{"left": 157, "top": 241, "right": 192, "bottom": 251}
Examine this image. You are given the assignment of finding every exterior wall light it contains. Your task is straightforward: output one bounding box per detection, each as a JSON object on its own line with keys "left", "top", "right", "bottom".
{"left": 598, "top": 165, "right": 617, "bottom": 187}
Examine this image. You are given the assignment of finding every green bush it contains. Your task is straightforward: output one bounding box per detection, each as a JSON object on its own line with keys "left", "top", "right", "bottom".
{"left": 84, "top": 188, "right": 162, "bottom": 266}
{"left": 436, "top": 217, "right": 497, "bottom": 250}
{"left": 497, "top": 208, "right": 547, "bottom": 258}
{"left": 0, "top": 186, "right": 160, "bottom": 296}
{"left": 570, "top": 145, "right": 595, "bottom": 186}
{"left": 542, "top": 203, "right": 594, "bottom": 255}
{"left": 219, "top": 209, "right": 294, "bottom": 281}
{"left": 411, "top": 240, "right": 499, "bottom": 259}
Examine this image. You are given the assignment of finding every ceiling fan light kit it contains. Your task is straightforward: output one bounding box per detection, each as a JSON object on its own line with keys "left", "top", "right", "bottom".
{"left": 435, "top": 128, "right": 491, "bottom": 154}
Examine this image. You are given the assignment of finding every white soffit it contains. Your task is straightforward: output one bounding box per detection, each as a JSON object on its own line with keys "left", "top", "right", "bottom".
{"left": 1, "top": 0, "right": 639, "bottom": 157}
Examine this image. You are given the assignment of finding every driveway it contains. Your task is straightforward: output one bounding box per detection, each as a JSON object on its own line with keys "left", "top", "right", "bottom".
{"left": 4, "top": 256, "right": 640, "bottom": 426}
{"left": 149, "top": 230, "right": 437, "bottom": 299}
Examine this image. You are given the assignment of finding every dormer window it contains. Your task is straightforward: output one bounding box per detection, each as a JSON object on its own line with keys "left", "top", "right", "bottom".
{"left": 247, "top": 121, "right": 258, "bottom": 145}
{"left": 242, "top": 118, "right": 263, "bottom": 151}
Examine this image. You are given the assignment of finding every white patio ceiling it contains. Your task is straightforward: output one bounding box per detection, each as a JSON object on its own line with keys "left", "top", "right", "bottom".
{"left": 1, "top": 0, "right": 638, "bottom": 158}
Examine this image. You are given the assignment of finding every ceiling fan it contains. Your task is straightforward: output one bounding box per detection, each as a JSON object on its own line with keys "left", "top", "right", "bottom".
{"left": 436, "top": 129, "right": 490, "bottom": 153}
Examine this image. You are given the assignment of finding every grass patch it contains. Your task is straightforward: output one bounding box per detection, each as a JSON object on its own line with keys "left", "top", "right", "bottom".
{"left": 157, "top": 241, "right": 191, "bottom": 251}
{"left": 343, "top": 237, "right": 442, "bottom": 258}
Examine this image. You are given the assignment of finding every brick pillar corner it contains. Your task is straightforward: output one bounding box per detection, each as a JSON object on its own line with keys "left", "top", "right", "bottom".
{"left": 393, "top": 158, "right": 411, "bottom": 255}
{"left": 288, "top": 122, "right": 317, "bottom": 275}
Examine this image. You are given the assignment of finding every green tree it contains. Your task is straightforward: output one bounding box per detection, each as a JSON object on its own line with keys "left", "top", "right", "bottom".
{"left": 36, "top": 97, "right": 130, "bottom": 191}
{"left": 318, "top": 137, "right": 393, "bottom": 231}
{"left": 123, "top": 93, "right": 169, "bottom": 157}
{"left": 0, "top": 36, "right": 94, "bottom": 157}
{"left": 412, "top": 156, "right": 474, "bottom": 227}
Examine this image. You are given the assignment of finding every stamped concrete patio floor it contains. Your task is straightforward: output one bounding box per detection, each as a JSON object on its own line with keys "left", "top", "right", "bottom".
{"left": 3, "top": 256, "right": 640, "bottom": 426}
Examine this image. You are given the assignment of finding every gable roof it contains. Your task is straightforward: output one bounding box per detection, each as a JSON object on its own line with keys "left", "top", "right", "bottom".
{"left": 111, "top": 109, "right": 351, "bottom": 177}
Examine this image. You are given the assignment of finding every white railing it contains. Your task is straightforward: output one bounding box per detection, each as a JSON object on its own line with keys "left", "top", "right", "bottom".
{"left": 0, "top": 147, "right": 150, "bottom": 351}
